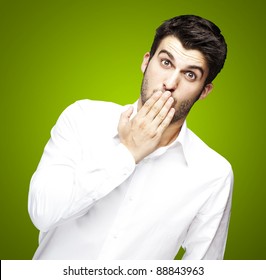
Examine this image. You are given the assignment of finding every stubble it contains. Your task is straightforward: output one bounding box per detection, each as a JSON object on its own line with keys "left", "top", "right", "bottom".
{"left": 140, "top": 75, "right": 197, "bottom": 124}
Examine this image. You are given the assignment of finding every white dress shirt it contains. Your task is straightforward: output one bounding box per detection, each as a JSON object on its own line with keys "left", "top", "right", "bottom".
{"left": 28, "top": 99, "right": 233, "bottom": 260}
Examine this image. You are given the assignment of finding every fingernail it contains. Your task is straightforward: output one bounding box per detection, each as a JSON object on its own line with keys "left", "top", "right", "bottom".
{"left": 168, "top": 97, "right": 174, "bottom": 103}
{"left": 163, "top": 91, "right": 171, "bottom": 98}
{"left": 155, "top": 91, "right": 163, "bottom": 96}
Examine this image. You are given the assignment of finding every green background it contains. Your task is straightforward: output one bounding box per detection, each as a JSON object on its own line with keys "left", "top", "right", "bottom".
{"left": 1, "top": 0, "right": 265, "bottom": 259}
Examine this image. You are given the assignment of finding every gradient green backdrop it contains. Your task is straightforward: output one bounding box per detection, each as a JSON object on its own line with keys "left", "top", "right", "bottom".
{"left": 1, "top": 0, "right": 265, "bottom": 259}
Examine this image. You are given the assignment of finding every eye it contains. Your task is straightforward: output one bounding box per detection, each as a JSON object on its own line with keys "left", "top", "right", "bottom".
{"left": 161, "top": 59, "right": 172, "bottom": 68}
{"left": 185, "top": 71, "right": 197, "bottom": 80}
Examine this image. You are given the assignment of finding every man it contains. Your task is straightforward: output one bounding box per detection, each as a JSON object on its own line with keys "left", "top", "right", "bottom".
{"left": 28, "top": 15, "right": 233, "bottom": 260}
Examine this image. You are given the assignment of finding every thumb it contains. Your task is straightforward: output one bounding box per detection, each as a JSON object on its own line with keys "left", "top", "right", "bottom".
{"left": 118, "top": 106, "right": 134, "bottom": 130}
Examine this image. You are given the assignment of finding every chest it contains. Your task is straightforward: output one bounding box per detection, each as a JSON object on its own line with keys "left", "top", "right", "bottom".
{"left": 117, "top": 151, "right": 213, "bottom": 225}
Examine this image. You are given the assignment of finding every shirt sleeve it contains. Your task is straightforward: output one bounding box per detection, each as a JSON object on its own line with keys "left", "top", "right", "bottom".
{"left": 181, "top": 167, "right": 234, "bottom": 260}
{"left": 28, "top": 102, "right": 136, "bottom": 233}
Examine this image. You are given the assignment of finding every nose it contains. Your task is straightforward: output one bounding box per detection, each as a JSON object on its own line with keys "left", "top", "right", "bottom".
{"left": 163, "top": 71, "right": 180, "bottom": 92}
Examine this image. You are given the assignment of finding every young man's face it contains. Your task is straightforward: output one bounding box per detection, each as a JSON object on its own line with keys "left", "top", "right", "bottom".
{"left": 140, "top": 35, "right": 213, "bottom": 124}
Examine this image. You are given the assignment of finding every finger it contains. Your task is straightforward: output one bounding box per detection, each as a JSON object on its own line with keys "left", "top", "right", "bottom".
{"left": 157, "top": 107, "right": 175, "bottom": 135}
{"left": 146, "top": 91, "right": 172, "bottom": 121}
{"left": 152, "top": 96, "right": 174, "bottom": 127}
{"left": 138, "top": 91, "right": 163, "bottom": 118}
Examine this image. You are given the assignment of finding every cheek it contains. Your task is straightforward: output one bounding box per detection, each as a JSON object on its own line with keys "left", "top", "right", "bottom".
{"left": 145, "top": 67, "right": 165, "bottom": 88}
{"left": 145, "top": 60, "right": 163, "bottom": 78}
{"left": 173, "top": 83, "right": 202, "bottom": 100}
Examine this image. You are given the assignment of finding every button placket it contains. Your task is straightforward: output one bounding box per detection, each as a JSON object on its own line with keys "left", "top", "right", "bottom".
{"left": 98, "top": 162, "right": 151, "bottom": 258}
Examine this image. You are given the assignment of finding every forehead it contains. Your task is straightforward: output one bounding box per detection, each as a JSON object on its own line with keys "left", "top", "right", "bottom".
{"left": 156, "top": 35, "right": 208, "bottom": 69}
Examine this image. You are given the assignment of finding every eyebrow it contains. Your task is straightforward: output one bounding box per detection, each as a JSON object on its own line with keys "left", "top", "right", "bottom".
{"left": 158, "top": 49, "right": 205, "bottom": 77}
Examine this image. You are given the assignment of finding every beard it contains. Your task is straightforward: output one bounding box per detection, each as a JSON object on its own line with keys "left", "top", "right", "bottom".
{"left": 140, "top": 75, "right": 201, "bottom": 125}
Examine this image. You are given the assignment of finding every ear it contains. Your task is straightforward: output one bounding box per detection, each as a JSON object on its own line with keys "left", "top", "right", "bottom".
{"left": 141, "top": 52, "right": 150, "bottom": 73}
{"left": 199, "top": 83, "right": 213, "bottom": 100}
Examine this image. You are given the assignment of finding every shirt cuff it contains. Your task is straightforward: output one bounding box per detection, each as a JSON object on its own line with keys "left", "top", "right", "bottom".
{"left": 76, "top": 143, "right": 136, "bottom": 202}
{"left": 100, "top": 143, "right": 136, "bottom": 190}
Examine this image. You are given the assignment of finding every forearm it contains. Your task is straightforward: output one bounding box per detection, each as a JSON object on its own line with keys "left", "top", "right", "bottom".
{"left": 182, "top": 168, "right": 234, "bottom": 260}
{"left": 28, "top": 142, "right": 135, "bottom": 232}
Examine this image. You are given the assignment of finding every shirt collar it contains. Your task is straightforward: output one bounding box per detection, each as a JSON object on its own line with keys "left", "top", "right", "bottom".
{"left": 175, "top": 120, "right": 191, "bottom": 166}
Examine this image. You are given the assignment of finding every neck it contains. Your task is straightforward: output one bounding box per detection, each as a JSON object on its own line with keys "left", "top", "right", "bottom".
{"left": 157, "top": 120, "right": 183, "bottom": 148}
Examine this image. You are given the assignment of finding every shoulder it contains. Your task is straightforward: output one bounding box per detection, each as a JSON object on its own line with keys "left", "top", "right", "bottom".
{"left": 58, "top": 99, "right": 124, "bottom": 124}
{"left": 64, "top": 99, "right": 123, "bottom": 116}
{"left": 186, "top": 128, "right": 233, "bottom": 178}
{"left": 54, "top": 99, "right": 125, "bottom": 137}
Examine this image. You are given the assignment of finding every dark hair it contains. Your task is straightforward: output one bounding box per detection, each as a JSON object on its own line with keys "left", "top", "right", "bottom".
{"left": 150, "top": 15, "right": 227, "bottom": 84}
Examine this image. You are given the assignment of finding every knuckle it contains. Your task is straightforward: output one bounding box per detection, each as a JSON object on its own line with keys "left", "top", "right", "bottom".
{"left": 160, "top": 120, "right": 169, "bottom": 130}
{"left": 143, "top": 100, "right": 151, "bottom": 108}
{"left": 147, "top": 130, "right": 156, "bottom": 138}
{"left": 157, "top": 112, "right": 165, "bottom": 121}
{"left": 151, "top": 105, "right": 160, "bottom": 113}
{"left": 135, "top": 118, "right": 146, "bottom": 130}
{"left": 161, "top": 123, "right": 167, "bottom": 130}
{"left": 139, "top": 122, "right": 146, "bottom": 130}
